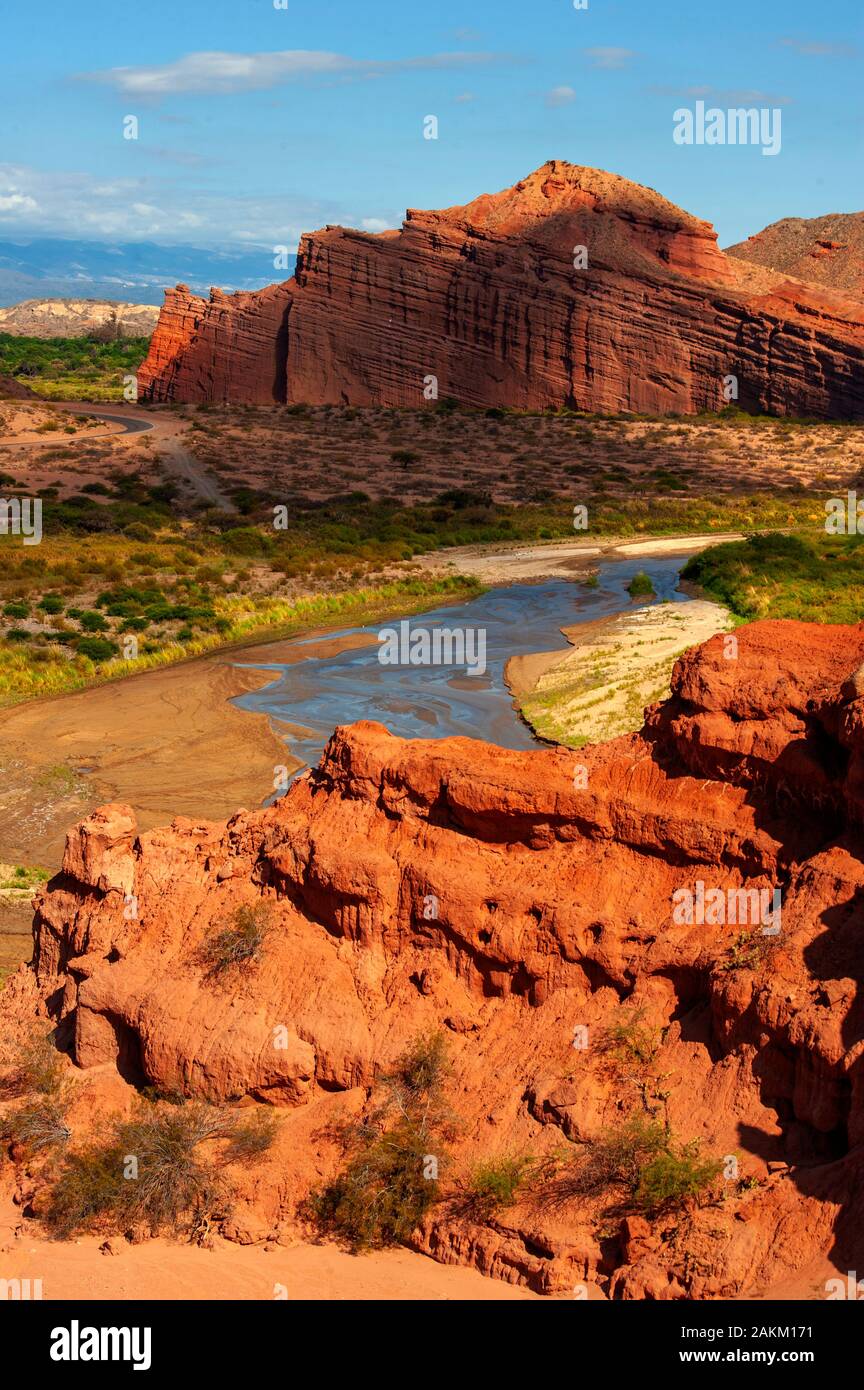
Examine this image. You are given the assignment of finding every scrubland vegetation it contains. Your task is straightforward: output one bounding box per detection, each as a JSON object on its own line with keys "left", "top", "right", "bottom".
{"left": 306, "top": 1031, "right": 724, "bottom": 1252}
{"left": 683, "top": 531, "right": 864, "bottom": 623}
{"left": 0, "top": 333, "right": 150, "bottom": 400}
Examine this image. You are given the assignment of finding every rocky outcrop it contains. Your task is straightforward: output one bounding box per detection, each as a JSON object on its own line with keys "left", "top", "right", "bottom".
{"left": 138, "top": 161, "right": 864, "bottom": 419}
{"left": 0, "top": 299, "right": 159, "bottom": 339}
{"left": 727, "top": 212, "right": 864, "bottom": 298}
{"left": 27, "top": 618, "right": 864, "bottom": 1296}
{"left": 138, "top": 283, "right": 292, "bottom": 405}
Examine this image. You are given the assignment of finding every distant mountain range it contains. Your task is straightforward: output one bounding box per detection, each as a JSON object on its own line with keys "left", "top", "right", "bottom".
{"left": 0, "top": 239, "right": 294, "bottom": 308}
{"left": 0, "top": 299, "right": 160, "bottom": 338}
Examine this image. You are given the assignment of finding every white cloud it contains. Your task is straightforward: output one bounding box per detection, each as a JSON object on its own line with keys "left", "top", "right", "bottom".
{"left": 779, "top": 38, "right": 858, "bottom": 57}
{"left": 650, "top": 84, "right": 793, "bottom": 107}
{"left": 546, "top": 85, "right": 576, "bottom": 108}
{"left": 0, "top": 162, "right": 342, "bottom": 247}
{"left": 360, "top": 217, "right": 394, "bottom": 232}
{"left": 0, "top": 190, "right": 38, "bottom": 215}
{"left": 584, "top": 47, "right": 635, "bottom": 70}
{"left": 81, "top": 49, "right": 512, "bottom": 97}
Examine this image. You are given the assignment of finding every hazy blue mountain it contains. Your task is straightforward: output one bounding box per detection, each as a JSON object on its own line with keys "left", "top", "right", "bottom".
{"left": 0, "top": 239, "right": 295, "bottom": 307}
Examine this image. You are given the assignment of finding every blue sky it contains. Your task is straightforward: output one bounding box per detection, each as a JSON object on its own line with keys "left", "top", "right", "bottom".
{"left": 2, "top": 0, "right": 861, "bottom": 257}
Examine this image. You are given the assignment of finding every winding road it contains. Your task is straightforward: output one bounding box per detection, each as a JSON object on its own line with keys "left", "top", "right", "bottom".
{"left": 1, "top": 398, "right": 234, "bottom": 511}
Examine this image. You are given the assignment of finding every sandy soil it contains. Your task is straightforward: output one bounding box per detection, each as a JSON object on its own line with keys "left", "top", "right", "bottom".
{"left": 513, "top": 598, "right": 732, "bottom": 747}
{"left": 0, "top": 657, "right": 295, "bottom": 872}
{"left": 0, "top": 624, "right": 394, "bottom": 875}
{"left": 0, "top": 1211, "right": 542, "bottom": 1301}
{"left": 0, "top": 403, "right": 122, "bottom": 446}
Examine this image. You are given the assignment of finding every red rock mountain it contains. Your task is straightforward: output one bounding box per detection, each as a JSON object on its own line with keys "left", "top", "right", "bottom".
{"left": 138, "top": 161, "right": 864, "bottom": 419}
{"left": 727, "top": 212, "right": 864, "bottom": 298}
{"left": 28, "top": 619, "right": 864, "bottom": 1295}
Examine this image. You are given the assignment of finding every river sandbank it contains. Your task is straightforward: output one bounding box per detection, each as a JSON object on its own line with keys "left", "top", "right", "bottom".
{"left": 427, "top": 532, "right": 744, "bottom": 584}
{"left": 510, "top": 597, "right": 732, "bottom": 747}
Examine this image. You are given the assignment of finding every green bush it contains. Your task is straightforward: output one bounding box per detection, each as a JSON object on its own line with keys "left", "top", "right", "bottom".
{"left": 627, "top": 571, "right": 655, "bottom": 598}
{"left": 545, "top": 1115, "right": 721, "bottom": 1215}
{"left": 75, "top": 636, "right": 118, "bottom": 661}
{"left": 559, "top": 1116, "right": 668, "bottom": 1200}
{"left": 682, "top": 531, "right": 864, "bottom": 624}
{"left": 635, "top": 1145, "right": 723, "bottom": 1213}
{"left": 79, "top": 610, "right": 109, "bottom": 632}
{"left": 464, "top": 1154, "right": 534, "bottom": 1219}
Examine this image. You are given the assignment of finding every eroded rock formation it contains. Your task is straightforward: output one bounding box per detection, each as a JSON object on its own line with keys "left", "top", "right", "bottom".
{"left": 138, "top": 161, "right": 864, "bottom": 419}
{"left": 26, "top": 618, "right": 864, "bottom": 1296}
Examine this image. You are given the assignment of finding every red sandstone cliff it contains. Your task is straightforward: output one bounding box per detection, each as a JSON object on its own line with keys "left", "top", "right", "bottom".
{"left": 137, "top": 161, "right": 864, "bottom": 419}
{"left": 19, "top": 619, "right": 864, "bottom": 1296}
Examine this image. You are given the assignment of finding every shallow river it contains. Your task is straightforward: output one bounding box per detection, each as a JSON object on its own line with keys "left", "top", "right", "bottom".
{"left": 233, "top": 551, "right": 693, "bottom": 772}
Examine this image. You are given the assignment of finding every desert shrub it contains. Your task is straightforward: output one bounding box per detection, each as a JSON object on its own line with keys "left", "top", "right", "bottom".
{"left": 544, "top": 1115, "right": 721, "bottom": 1216}
{"left": 9, "top": 1096, "right": 71, "bottom": 1153}
{"left": 196, "top": 902, "right": 273, "bottom": 976}
{"left": 635, "top": 1145, "right": 723, "bottom": 1213}
{"left": 391, "top": 450, "right": 419, "bottom": 471}
{"left": 0, "top": 1027, "right": 65, "bottom": 1100}
{"left": 223, "top": 1109, "right": 279, "bottom": 1163}
{"left": 557, "top": 1116, "right": 668, "bottom": 1201}
{"left": 79, "top": 610, "right": 108, "bottom": 631}
{"left": 44, "top": 1101, "right": 258, "bottom": 1239}
{"left": 305, "top": 1031, "right": 454, "bottom": 1251}
{"left": 463, "top": 1153, "right": 534, "bottom": 1219}
{"left": 75, "top": 636, "right": 118, "bottom": 661}
{"left": 598, "top": 1008, "right": 660, "bottom": 1065}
